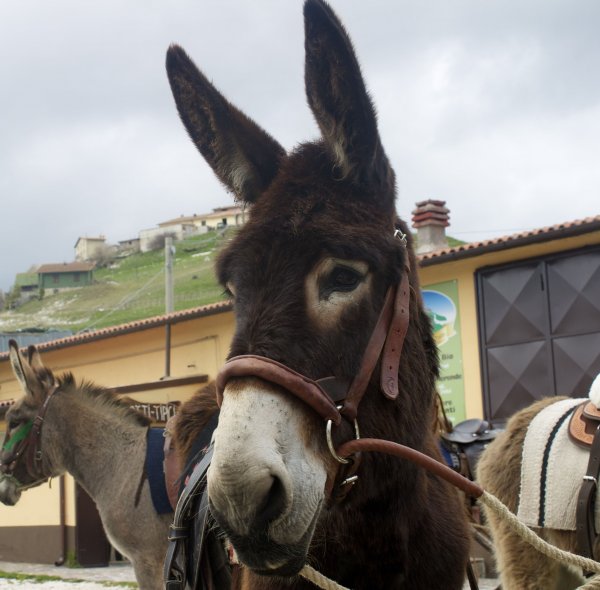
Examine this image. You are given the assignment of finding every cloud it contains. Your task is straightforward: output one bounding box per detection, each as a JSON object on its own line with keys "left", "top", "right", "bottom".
{"left": 1, "top": 0, "right": 599, "bottom": 292}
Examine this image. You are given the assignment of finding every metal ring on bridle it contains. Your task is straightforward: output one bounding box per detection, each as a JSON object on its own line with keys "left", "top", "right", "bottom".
{"left": 326, "top": 406, "right": 360, "bottom": 464}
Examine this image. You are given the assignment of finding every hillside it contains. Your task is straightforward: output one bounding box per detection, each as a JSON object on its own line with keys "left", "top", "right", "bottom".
{"left": 0, "top": 232, "right": 228, "bottom": 333}
{"left": 0, "top": 230, "right": 468, "bottom": 334}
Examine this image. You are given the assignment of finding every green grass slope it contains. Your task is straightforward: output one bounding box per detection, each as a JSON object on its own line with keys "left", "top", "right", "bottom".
{"left": 0, "top": 230, "right": 468, "bottom": 334}
{"left": 0, "top": 232, "right": 228, "bottom": 333}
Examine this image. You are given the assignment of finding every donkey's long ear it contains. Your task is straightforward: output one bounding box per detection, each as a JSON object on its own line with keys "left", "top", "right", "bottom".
{"left": 166, "top": 45, "right": 286, "bottom": 204}
{"left": 27, "top": 345, "right": 55, "bottom": 390}
{"left": 304, "top": 0, "right": 393, "bottom": 196}
{"left": 8, "top": 341, "right": 45, "bottom": 402}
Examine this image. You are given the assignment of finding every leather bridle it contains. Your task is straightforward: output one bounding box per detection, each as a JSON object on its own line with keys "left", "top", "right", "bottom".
{"left": 215, "top": 230, "right": 411, "bottom": 497}
{"left": 0, "top": 384, "right": 58, "bottom": 487}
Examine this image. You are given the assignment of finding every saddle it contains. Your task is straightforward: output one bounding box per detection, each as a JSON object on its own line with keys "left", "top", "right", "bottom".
{"left": 163, "top": 441, "right": 235, "bottom": 590}
{"left": 440, "top": 418, "right": 502, "bottom": 527}
{"left": 569, "top": 401, "right": 600, "bottom": 562}
{"left": 163, "top": 413, "right": 232, "bottom": 590}
{"left": 440, "top": 418, "right": 502, "bottom": 480}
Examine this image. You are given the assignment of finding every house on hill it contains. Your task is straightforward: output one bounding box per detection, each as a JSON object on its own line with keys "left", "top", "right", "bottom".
{"left": 14, "top": 272, "right": 39, "bottom": 295}
{"left": 117, "top": 237, "right": 141, "bottom": 255}
{"left": 37, "top": 262, "right": 95, "bottom": 291}
{"left": 159, "top": 205, "right": 246, "bottom": 232}
{"left": 139, "top": 205, "right": 247, "bottom": 252}
{"left": 139, "top": 223, "right": 198, "bottom": 253}
{"left": 74, "top": 236, "right": 107, "bottom": 261}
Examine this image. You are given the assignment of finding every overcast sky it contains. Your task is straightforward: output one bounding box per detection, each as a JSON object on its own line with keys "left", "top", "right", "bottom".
{"left": 1, "top": 0, "right": 599, "bottom": 293}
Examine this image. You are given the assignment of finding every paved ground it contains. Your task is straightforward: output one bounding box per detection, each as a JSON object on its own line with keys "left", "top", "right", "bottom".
{"left": 0, "top": 561, "right": 136, "bottom": 589}
{"left": 468, "top": 579, "right": 500, "bottom": 590}
{"left": 0, "top": 559, "right": 499, "bottom": 589}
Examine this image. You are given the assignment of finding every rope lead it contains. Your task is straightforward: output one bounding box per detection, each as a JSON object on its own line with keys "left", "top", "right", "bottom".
{"left": 479, "top": 491, "right": 600, "bottom": 589}
{"left": 300, "top": 565, "right": 350, "bottom": 590}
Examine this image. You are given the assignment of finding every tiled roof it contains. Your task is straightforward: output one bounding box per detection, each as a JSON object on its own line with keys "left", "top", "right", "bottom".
{"left": 37, "top": 262, "right": 96, "bottom": 274}
{"left": 418, "top": 215, "right": 600, "bottom": 266}
{"left": 0, "top": 300, "right": 233, "bottom": 361}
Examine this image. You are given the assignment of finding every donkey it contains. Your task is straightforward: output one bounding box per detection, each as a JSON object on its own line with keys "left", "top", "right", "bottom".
{"left": 165, "top": 1, "right": 470, "bottom": 588}
{"left": 0, "top": 342, "right": 172, "bottom": 590}
{"left": 477, "top": 376, "right": 600, "bottom": 590}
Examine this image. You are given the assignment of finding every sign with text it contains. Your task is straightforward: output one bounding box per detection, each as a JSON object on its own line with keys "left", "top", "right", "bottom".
{"left": 130, "top": 401, "right": 180, "bottom": 424}
{"left": 422, "top": 280, "right": 466, "bottom": 424}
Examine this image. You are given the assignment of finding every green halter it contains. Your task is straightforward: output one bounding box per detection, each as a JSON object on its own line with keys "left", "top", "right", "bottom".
{"left": 3, "top": 420, "right": 33, "bottom": 452}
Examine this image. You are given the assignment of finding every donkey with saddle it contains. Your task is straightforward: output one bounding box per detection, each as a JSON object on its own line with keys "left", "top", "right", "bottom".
{"left": 479, "top": 373, "right": 600, "bottom": 589}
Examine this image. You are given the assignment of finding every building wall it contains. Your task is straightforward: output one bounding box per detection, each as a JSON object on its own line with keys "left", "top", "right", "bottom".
{"left": 75, "top": 239, "right": 105, "bottom": 262}
{"left": 40, "top": 271, "right": 92, "bottom": 290}
{"left": 418, "top": 231, "right": 600, "bottom": 422}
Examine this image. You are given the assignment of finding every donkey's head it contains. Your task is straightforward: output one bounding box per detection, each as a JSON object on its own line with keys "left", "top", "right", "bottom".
{"left": 0, "top": 342, "right": 59, "bottom": 505}
{"left": 167, "top": 0, "right": 436, "bottom": 577}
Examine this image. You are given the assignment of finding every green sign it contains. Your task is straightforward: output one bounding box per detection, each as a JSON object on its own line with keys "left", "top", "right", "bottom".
{"left": 422, "top": 280, "right": 466, "bottom": 424}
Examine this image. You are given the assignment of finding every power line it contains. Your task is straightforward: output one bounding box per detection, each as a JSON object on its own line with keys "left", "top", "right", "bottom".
{"left": 77, "top": 268, "right": 165, "bottom": 333}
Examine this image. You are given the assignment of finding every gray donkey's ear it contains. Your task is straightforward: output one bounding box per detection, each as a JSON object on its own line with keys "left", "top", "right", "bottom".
{"left": 166, "top": 45, "right": 286, "bottom": 204}
{"left": 8, "top": 340, "right": 45, "bottom": 402}
{"left": 27, "top": 345, "right": 43, "bottom": 371}
{"left": 27, "top": 345, "right": 55, "bottom": 390}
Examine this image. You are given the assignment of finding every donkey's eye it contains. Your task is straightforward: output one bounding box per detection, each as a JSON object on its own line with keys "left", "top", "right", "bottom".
{"left": 332, "top": 267, "right": 361, "bottom": 288}
{"left": 321, "top": 266, "right": 364, "bottom": 298}
{"left": 224, "top": 281, "right": 236, "bottom": 299}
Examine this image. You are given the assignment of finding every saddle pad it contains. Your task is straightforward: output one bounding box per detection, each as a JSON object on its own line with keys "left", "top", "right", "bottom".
{"left": 517, "top": 397, "right": 597, "bottom": 531}
{"left": 146, "top": 427, "right": 174, "bottom": 515}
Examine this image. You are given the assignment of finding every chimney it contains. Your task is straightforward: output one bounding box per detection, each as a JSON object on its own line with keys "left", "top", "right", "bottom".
{"left": 411, "top": 199, "right": 450, "bottom": 254}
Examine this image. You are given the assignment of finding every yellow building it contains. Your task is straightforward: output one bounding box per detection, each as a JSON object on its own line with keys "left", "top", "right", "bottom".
{"left": 418, "top": 215, "right": 600, "bottom": 425}
{"left": 0, "top": 213, "right": 598, "bottom": 564}
{"left": 0, "top": 302, "right": 233, "bottom": 564}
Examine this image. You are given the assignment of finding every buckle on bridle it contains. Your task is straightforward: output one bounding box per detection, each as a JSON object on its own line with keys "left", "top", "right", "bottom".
{"left": 326, "top": 406, "right": 360, "bottom": 464}
{"left": 394, "top": 229, "right": 407, "bottom": 246}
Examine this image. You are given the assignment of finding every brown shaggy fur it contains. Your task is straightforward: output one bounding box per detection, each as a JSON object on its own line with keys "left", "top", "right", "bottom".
{"left": 174, "top": 382, "right": 219, "bottom": 463}
{"left": 477, "top": 397, "right": 588, "bottom": 589}
{"left": 166, "top": 1, "right": 470, "bottom": 588}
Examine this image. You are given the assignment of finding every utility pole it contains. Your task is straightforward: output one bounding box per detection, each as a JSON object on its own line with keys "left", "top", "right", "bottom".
{"left": 165, "top": 236, "right": 175, "bottom": 314}
{"left": 164, "top": 236, "right": 175, "bottom": 378}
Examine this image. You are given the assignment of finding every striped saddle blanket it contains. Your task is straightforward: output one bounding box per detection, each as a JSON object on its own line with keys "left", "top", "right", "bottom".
{"left": 517, "top": 397, "right": 600, "bottom": 531}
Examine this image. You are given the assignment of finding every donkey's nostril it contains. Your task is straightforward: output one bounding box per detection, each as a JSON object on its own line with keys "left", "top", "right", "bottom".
{"left": 253, "top": 475, "right": 287, "bottom": 529}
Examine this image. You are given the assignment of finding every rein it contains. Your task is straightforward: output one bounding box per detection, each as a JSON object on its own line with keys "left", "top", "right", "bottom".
{"left": 0, "top": 384, "right": 58, "bottom": 485}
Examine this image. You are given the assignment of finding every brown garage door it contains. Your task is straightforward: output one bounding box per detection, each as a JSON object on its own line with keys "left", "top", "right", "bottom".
{"left": 477, "top": 246, "right": 600, "bottom": 423}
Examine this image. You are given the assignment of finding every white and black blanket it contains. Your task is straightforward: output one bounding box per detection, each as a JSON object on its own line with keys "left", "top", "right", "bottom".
{"left": 517, "top": 397, "right": 599, "bottom": 531}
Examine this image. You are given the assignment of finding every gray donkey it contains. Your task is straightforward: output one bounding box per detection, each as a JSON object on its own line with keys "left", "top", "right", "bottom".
{"left": 0, "top": 342, "right": 172, "bottom": 590}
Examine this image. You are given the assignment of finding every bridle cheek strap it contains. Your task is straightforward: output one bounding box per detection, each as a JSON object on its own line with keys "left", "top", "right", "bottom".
{"left": 215, "top": 262, "right": 411, "bottom": 424}
{"left": 380, "top": 264, "right": 411, "bottom": 400}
